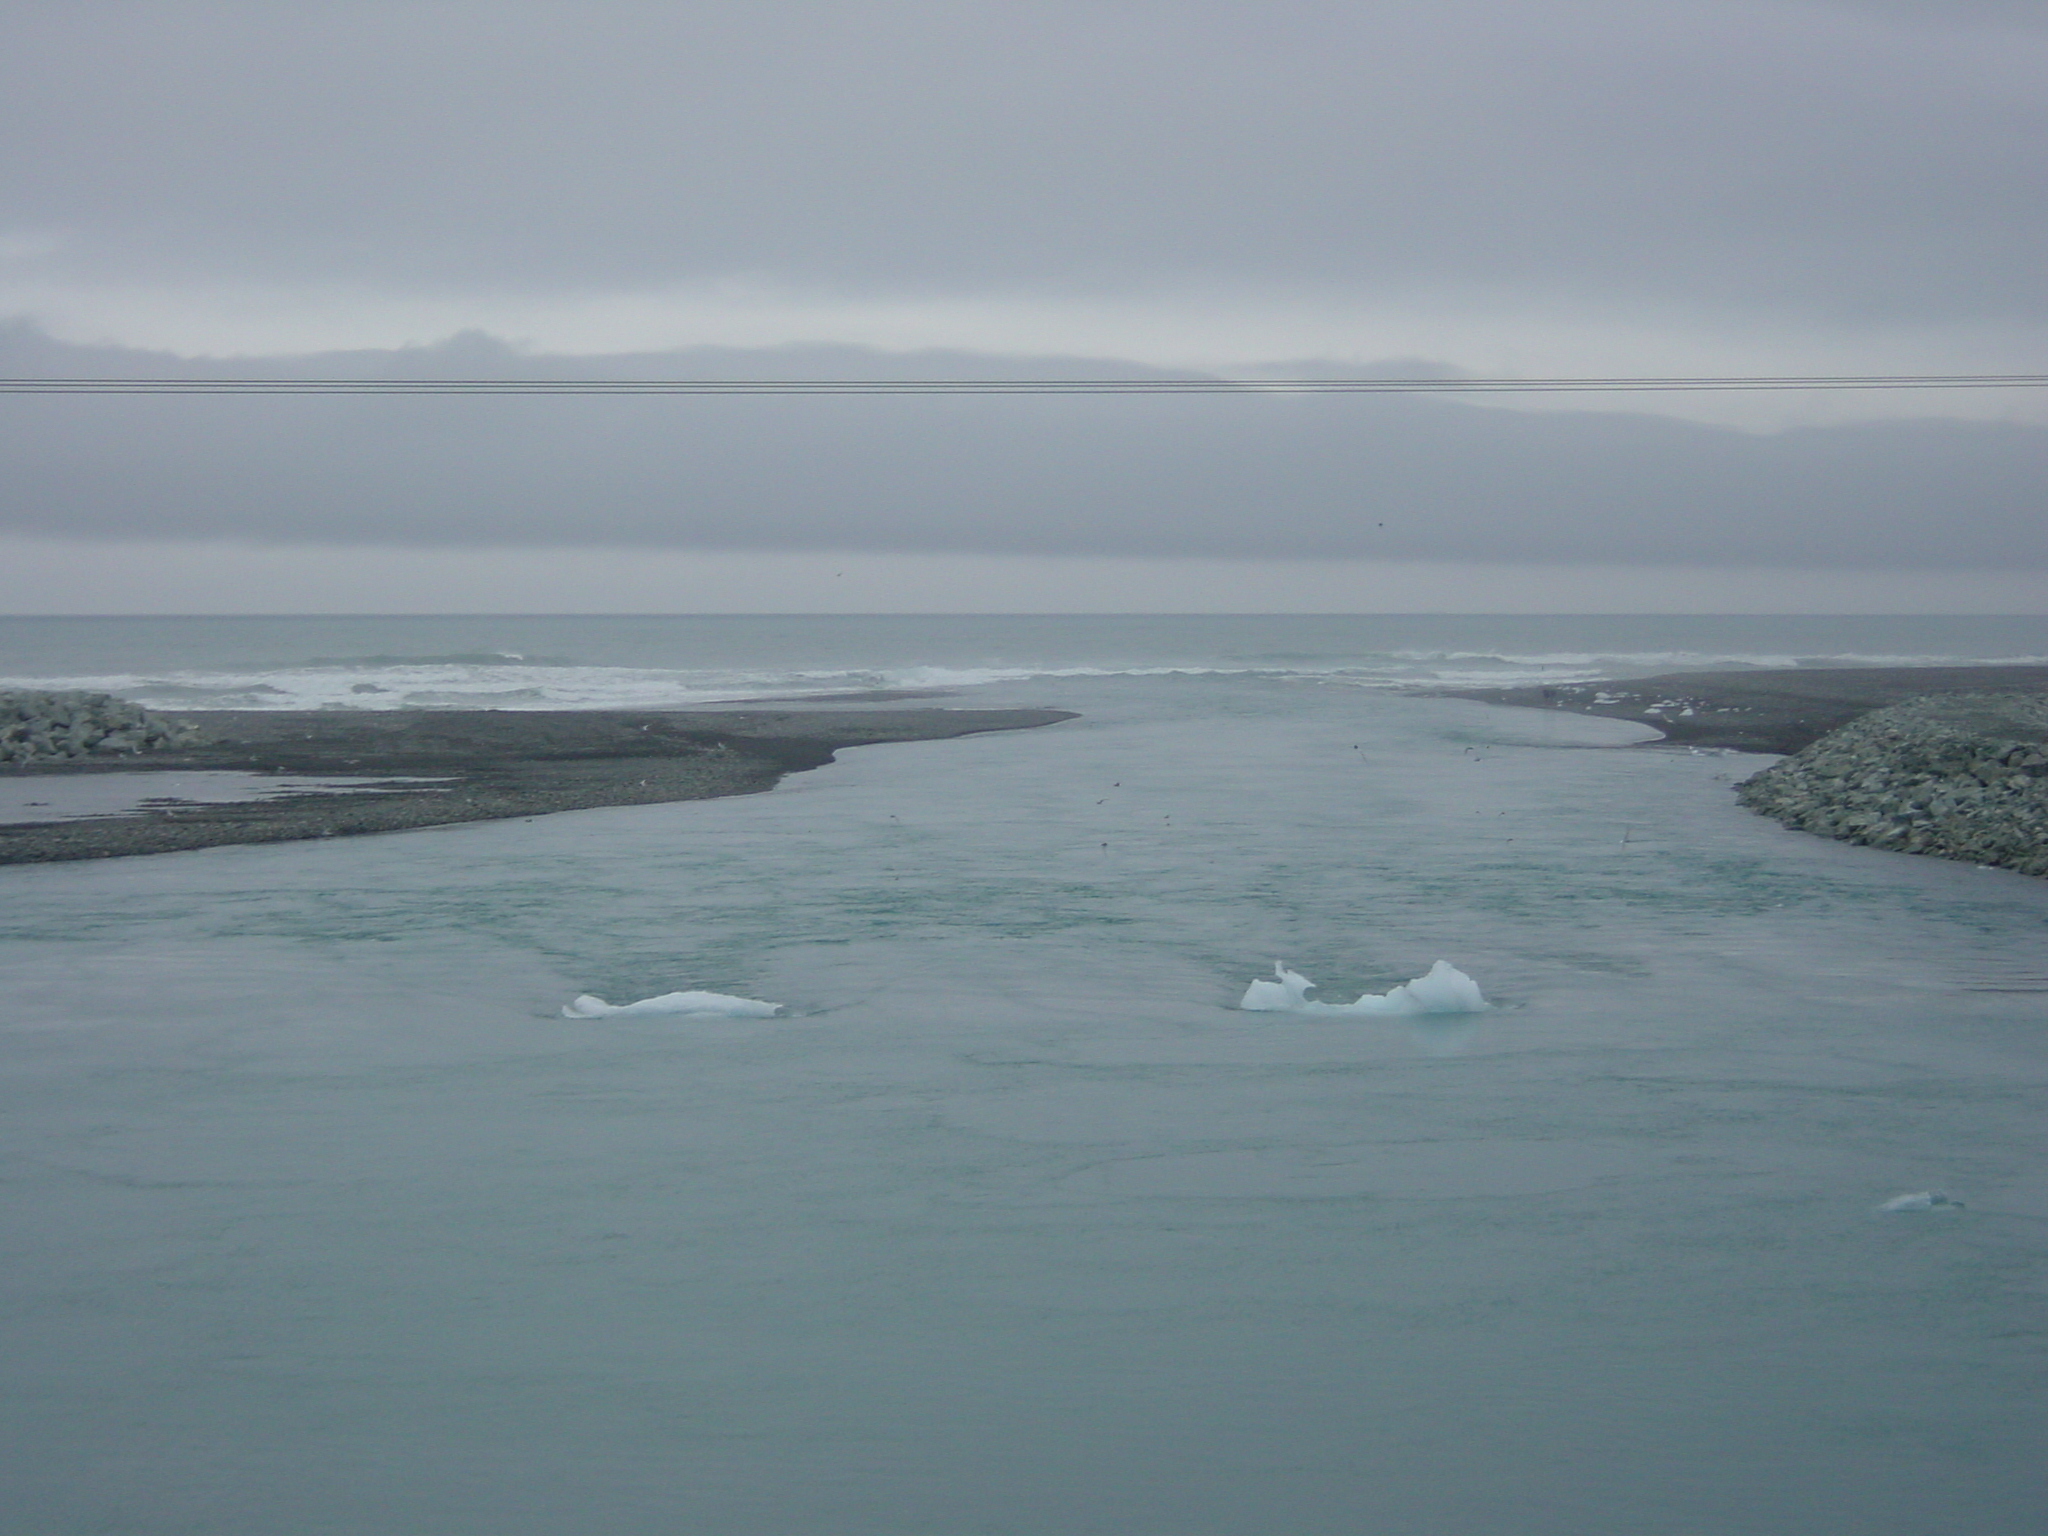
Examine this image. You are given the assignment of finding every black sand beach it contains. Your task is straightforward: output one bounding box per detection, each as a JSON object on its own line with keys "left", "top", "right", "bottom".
{"left": 0, "top": 706, "right": 1075, "bottom": 864}
{"left": 1447, "top": 664, "right": 2048, "bottom": 753}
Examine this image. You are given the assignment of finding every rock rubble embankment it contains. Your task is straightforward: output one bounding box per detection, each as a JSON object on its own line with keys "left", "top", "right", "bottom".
{"left": 1444, "top": 664, "right": 2048, "bottom": 754}
{"left": 0, "top": 690, "right": 201, "bottom": 766}
{"left": 1736, "top": 693, "right": 2048, "bottom": 877}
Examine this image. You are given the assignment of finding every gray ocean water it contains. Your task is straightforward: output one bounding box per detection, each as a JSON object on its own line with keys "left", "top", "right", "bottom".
{"left": 3, "top": 616, "right": 2046, "bottom": 1535}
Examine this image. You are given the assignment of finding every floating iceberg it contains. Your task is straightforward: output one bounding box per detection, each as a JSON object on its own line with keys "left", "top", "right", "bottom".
{"left": 562, "top": 989, "right": 782, "bottom": 1019}
{"left": 1876, "top": 1190, "right": 1964, "bottom": 1212}
{"left": 1239, "top": 960, "right": 1489, "bottom": 1016}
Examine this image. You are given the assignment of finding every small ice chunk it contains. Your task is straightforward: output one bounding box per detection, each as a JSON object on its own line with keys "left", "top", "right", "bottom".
{"left": 1877, "top": 1190, "right": 1964, "bottom": 1212}
{"left": 1239, "top": 964, "right": 1316, "bottom": 1012}
{"left": 563, "top": 989, "right": 782, "bottom": 1019}
{"left": 1239, "top": 960, "right": 1489, "bottom": 1016}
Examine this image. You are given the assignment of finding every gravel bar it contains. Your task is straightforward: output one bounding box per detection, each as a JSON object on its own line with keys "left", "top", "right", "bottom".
{"left": 0, "top": 706, "right": 1076, "bottom": 865}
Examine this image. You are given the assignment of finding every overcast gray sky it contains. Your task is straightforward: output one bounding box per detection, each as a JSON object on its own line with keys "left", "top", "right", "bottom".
{"left": 2, "top": 0, "right": 2044, "bottom": 611}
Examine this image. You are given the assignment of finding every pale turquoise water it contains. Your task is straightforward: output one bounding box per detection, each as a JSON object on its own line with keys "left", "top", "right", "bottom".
{"left": 3, "top": 619, "right": 2046, "bottom": 1534}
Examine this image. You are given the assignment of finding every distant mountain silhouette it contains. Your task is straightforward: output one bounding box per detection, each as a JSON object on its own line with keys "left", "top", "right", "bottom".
{"left": 3, "top": 324, "right": 2041, "bottom": 569}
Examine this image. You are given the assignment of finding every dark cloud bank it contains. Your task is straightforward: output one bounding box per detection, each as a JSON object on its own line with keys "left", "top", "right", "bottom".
{"left": 3, "top": 327, "right": 2042, "bottom": 570}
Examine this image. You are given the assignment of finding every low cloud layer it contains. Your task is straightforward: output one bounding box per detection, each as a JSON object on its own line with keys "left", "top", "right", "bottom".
{"left": 4, "top": 328, "right": 2041, "bottom": 572}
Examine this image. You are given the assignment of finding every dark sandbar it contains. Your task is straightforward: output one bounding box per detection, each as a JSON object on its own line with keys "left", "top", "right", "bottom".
{"left": 1446, "top": 665, "right": 2048, "bottom": 753}
{"left": 0, "top": 706, "right": 1075, "bottom": 865}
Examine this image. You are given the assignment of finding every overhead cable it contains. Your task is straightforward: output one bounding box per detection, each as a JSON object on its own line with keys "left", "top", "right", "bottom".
{"left": 2, "top": 373, "right": 2045, "bottom": 395}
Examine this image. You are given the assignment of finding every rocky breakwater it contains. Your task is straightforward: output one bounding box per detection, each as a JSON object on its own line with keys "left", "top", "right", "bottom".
{"left": 1, "top": 690, "right": 201, "bottom": 766}
{"left": 1736, "top": 693, "right": 2048, "bottom": 877}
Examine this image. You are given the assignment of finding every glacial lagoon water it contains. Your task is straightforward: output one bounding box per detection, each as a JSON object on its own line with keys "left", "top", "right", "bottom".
{"left": 2, "top": 617, "right": 2046, "bottom": 1534}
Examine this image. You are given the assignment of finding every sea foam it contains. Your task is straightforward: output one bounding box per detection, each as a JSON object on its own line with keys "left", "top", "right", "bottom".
{"left": 562, "top": 989, "right": 783, "bottom": 1018}
{"left": 1239, "top": 961, "right": 1489, "bottom": 1016}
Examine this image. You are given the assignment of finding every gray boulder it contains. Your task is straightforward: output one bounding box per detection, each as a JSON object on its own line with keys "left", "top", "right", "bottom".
{"left": 0, "top": 690, "right": 201, "bottom": 766}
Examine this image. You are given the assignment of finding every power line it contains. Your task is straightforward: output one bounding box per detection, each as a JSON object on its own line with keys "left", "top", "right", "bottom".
{"left": 0, "top": 373, "right": 2044, "bottom": 396}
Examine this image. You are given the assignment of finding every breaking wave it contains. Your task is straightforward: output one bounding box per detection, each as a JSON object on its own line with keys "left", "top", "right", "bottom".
{"left": 15, "top": 647, "right": 2043, "bottom": 714}
{"left": 5, "top": 615, "right": 2040, "bottom": 713}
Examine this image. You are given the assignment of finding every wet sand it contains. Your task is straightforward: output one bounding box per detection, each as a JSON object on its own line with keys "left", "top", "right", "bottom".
{"left": 1446, "top": 665, "right": 2048, "bottom": 753}
{"left": 0, "top": 706, "right": 1075, "bottom": 864}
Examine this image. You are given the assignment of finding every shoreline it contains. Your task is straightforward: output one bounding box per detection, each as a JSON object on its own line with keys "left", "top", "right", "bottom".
{"left": 1449, "top": 664, "right": 2048, "bottom": 878}
{"left": 1442, "top": 664, "right": 2048, "bottom": 753}
{"left": 1735, "top": 693, "right": 2048, "bottom": 877}
{"left": 0, "top": 705, "right": 1076, "bottom": 865}
{"left": 9, "top": 664, "right": 2047, "bottom": 867}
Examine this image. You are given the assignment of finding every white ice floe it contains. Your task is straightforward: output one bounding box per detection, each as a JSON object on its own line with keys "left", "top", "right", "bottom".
{"left": 562, "top": 989, "right": 783, "bottom": 1019}
{"left": 1239, "top": 960, "right": 1489, "bottom": 1016}
{"left": 1876, "top": 1190, "right": 1964, "bottom": 1212}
